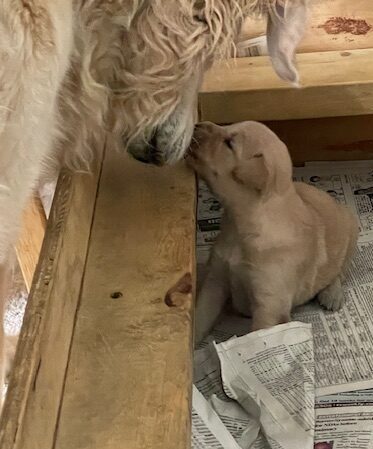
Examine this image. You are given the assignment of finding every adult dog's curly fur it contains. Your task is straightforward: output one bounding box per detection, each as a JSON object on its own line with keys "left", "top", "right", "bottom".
{"left": 0, "top": 0, "right": 308, "bottom": 398}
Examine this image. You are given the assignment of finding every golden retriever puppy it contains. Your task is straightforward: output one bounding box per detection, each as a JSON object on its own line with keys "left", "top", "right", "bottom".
{"left": 187, "top": 121, "right": 358, "bottom": 344}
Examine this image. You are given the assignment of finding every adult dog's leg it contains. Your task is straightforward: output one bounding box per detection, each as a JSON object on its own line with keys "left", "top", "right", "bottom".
{"left": 0, "top": 1, "right": 74, "bottom": 399}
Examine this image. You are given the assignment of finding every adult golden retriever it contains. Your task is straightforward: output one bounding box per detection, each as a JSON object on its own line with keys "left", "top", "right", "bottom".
{"left": 0, "top": 0, "right": 308, "bottom": 396}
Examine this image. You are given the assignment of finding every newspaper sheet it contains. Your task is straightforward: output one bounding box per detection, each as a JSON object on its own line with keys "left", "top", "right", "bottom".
{"left": 193, "top": 383, "right": 373, "bottom": 449}
{"left": 193, "top": 322, "right": 373, "bottom": 449}
{"left": 236, "top": 36, "right": 268, "bottom": 58}
{"left": 317, "top": 389, "right": 373, "bottom": 407}
{"left": 314, "top": 387, "right": 373, "bottom": 448}
{"left": 196, "top": 162, "right": 373, "bottom": 396}
{"left": 192, "top": 386, "right": 242, "bottom": 449}
{"left": 193, "top": 322, "right": 314, "bottom": 449}
{"left": 314, "top": 405, "right": 373, "bottom": 449}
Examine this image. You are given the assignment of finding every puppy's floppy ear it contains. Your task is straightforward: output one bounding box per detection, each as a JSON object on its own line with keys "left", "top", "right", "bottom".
{"left": 266, "top": 0, "right": 309, "bottom": 85}
{"left": 232, "top": 145, "right": 292, "bottom": 196}
{"left": 231, "top": 154, "right": 269, "bottom": 193}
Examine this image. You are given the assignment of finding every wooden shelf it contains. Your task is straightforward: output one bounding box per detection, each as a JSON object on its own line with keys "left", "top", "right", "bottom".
{"left": 199, "top": 49, "right": 373, "bottom": 123}
{"left": 0, "top": 138, "right": 196, "bottom": 449}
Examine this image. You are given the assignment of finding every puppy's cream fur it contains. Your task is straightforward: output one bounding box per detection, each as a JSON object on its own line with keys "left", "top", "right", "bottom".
{"left": 188, "top": 121, "right": 358, "bottom": 344}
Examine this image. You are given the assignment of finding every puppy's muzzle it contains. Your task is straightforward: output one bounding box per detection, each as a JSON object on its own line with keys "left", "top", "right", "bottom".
{"left": 186, "top": 121, "right": 217, "bottom": 159}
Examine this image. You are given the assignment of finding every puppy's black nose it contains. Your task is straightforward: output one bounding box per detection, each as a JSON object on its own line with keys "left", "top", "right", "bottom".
{"left": 194, "top": 121, "right": 218, "bottom": 133}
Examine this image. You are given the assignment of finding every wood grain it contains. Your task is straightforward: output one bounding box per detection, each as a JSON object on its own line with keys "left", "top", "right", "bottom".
{"left": 0, "top": 149, "right": 104, "bottom": 448}
{"left": 15, "top": 196, "right": 47, "bottom": 292}
{"left": 199, "top": 49, "right": 373, "bottom": 123}
{"left": 53, "top": 147, "right": 196, "bottom": 449}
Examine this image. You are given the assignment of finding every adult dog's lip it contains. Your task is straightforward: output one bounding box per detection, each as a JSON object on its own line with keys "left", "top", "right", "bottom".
{"left": 147, "top": 132, "right": 165, "bottom": 166}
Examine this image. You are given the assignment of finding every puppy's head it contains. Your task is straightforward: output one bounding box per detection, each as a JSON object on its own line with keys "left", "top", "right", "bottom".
{"left": 187, "top": 121, "right": 293, "bottom": 202}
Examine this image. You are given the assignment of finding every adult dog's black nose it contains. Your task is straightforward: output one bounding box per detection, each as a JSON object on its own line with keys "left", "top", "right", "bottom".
{"left": 127, "top": 132, "right": 164, "bottom": 166}
{"left": 129, "top": 148, "right": 163, "bottom": 165}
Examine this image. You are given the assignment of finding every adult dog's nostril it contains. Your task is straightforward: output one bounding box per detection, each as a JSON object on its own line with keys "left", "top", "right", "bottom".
{"left": 127, "top": 143, "right": 152, "bottom": 164}
{"left": 132, "top": 154, "right": 152, "bottom": 164}
{"left": 149, "top": 132, "right": 158, "bottom": 150}
{"left": 127, "top": 131, "right": 163, "bottom": 165}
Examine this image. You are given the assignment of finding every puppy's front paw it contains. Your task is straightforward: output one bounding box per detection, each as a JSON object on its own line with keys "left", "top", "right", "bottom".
{"left": 318, "top": 278, "right": 345, "bottom": 311}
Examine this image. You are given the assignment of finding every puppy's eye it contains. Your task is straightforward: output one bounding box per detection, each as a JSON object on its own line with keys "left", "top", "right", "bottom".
{"left": 224, "top": 138, "right": 234, "bottom": 150}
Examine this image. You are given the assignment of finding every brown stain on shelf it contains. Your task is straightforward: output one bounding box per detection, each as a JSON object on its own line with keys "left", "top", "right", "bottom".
{"left": 318, "top": 17, "right": 372, "bottom": 36}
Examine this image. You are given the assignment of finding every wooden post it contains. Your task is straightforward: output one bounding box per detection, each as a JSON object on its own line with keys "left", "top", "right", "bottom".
{"left": 15, "top": 196, "right": 47, "bottom": 292}
{"left": 0, "top": 146, "right": 104, "bottom": 449}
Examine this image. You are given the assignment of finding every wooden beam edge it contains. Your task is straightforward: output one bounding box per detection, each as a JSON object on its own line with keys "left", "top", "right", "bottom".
{"left": 199, "top": 49, "right": 373, "bottom": 123}
{"left": 15, "top": 196, "right": 47, "bottom": 293}
{"left": 0, "top": 147, "right": 104, "bottom": 449}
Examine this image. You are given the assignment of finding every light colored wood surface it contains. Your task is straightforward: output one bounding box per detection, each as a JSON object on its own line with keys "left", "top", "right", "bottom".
{"left": 265, "top": 115, "right": 373, "bottom": 166}
{"left": 53, "top": 147, "right": 196, "bottom": 449}
{"left": 0, "top": 153, "right": 104, "bottom": 448}
{"left": 199, "top": 49, "right": 373, "bottom": 123}
{"left": 1, "top": 139, "right": 196, "bottom": 449}
{"left": 15, "top": 197, "right": 47, "bottom": 292}
{"left": 240, "top": 0, "right": 373, "bottom": 54}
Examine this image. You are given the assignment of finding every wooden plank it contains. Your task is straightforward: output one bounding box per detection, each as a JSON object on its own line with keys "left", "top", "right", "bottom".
{"left": 51, "top": 147, "right": 195, "bottom": 449}
{"left": 239, "top": 0, "right": 373, "bottom": 54}
{"left": 265, "top": 115, "right": 373, "bottom": 166}
{"left": 199, "top": 49, "right": 373, "bottom": 123}
{"left": 15, "top": 196, "right": 47, "bottom": 292}
{"left": 0, "top": 149, "right": 104, "bottom": 448}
